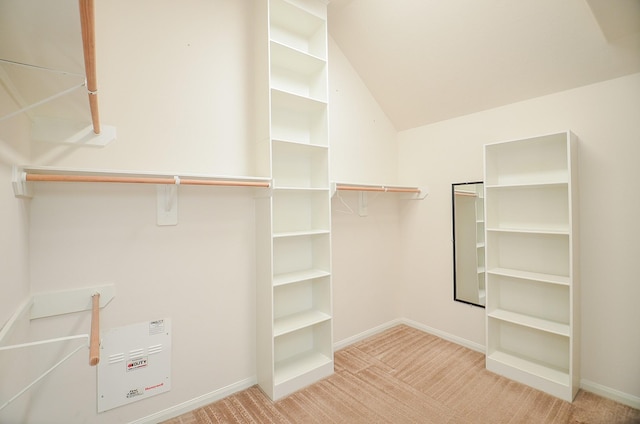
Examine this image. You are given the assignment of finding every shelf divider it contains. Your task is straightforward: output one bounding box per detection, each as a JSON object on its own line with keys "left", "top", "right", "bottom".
{"left": 274, "top": 310, "right": 331, "bottom": 337}
{"left": 488, "top": 309, "right": 570, "bottom": 337}
{"left": 486, "top": 267, "right": 570, "bottom": 286}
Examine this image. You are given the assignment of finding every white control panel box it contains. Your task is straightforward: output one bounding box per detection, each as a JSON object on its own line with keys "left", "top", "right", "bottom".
{"left": 97, "top": 318, "right": 171, "bottom": 412}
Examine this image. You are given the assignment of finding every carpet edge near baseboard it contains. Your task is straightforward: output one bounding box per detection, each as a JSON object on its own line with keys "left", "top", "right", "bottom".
{"left": 580, "top": 379, "right": 640, "bottom": 410}
{"left": 129, "top": 318, "right": 639, "bottom": 423}
{"left": 129, "top": 377, "right": 257, "bottom": 424}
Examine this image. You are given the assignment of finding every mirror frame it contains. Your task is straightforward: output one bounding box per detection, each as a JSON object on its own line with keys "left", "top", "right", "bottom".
{"left": 452, "top": 181, "right": 485, "bottom": 308}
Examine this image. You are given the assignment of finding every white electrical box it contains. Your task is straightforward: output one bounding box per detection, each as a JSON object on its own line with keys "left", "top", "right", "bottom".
{"left": 97, "top": 318, "right": 171, "bottom": 413}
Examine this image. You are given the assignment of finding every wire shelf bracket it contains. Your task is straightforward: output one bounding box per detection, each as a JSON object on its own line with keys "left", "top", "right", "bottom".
{"left": 0, "top": 284, "right": 114, "bottom": 412}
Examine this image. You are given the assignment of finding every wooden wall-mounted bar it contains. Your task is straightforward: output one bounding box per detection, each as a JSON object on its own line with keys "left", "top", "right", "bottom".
{"left": 332, "top": 182, "right": 427, "bottom": 199}
{"left": 24, "top": 173, "right": 271, "bottom": 188}
{"left": 336, "top": 184, "right": 420, "bottom": 193}
{"left": 331, "top": 182, "right": 428, "bottom": 215}
{"left": 89, "top": 293, "right": 100, "bottom": 366}
{"left": 12, "top": 166, "right": 272, "bottom": 198}
{"left": 13, "top": 166, "right": 272, "bottom": 225}
{"left": 454, "top": 191, "right": 478, "bottom": 197}
{"left": 78, "top": 0, "right": 100, "bottom": 134}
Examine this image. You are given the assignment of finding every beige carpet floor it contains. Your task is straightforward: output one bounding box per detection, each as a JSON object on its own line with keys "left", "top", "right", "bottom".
{"left": 163, "top": 325, "right": 640, "bottom": 423}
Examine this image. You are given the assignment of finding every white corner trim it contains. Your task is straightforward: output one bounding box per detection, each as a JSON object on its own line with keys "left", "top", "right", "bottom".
{"left": 580, "top": 379, "right": 640, "bottom": 410}
{"left": 333, "top": 318, "right": 485, "bottom": 354}
{"left": 333, "top": 318, "right": 404, "bottom": 351}
{"left": 400, "top": 318, "right": 486, "bottom": 353}
{"left": 128, "top": 377, "right": 257, "bottom": 424}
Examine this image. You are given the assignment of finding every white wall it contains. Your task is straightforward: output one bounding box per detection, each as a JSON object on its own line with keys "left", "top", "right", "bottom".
{"left": 0, "top": 163, "right": 31, "bottom": 424}
{"left": 0, "top": 77, "right": 32, "bottom": 423}
{"left": 30, "top": 0, "right": 256, "bottom": 176}
{"left": 2, "top": 1, "right": 261, "bottom": 422}
{"left": 23, "top": 183, "right": 257, "bottom": 423}
{"left": 328, "top": 37, "right": 404, "bottom": 343}
{"left": 398, "top": 73, "right": 640, "bottom": 401}
{"left": 328, "top": 38, "right": 398, "bottom": 185}
{"left": 0, "top": 163, "right": 29, "bottom": 342}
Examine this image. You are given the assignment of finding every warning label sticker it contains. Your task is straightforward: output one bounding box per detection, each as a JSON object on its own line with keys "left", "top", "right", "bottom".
{"left": 149, "top": 319, "right": 165, "bottom": 335}
{"left": 126, "top": 388, "right": 145, "bottom": 399}
{"left": 126, "top": 356, "right": 148, "bottom": 372}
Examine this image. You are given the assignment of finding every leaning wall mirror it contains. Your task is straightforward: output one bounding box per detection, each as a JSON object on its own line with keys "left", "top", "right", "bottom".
{"left": 452, "top": 182, "right": 485, "bottom": 307}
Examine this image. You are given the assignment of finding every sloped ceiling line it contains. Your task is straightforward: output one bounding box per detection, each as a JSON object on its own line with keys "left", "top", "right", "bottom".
{"left": 328, "top": 0, "right": 640, "bottom": 130}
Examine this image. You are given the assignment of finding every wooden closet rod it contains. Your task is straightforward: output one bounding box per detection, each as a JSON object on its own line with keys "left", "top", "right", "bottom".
{"left": 79, "top": 0, "right": 100, "bottom": 134}
{"left": 454, "top": 191, "right": 477, "bottom": 197}
{"left": 89, "top": 293, "right": 100, "bottom": 366}
{"left": 25, "top": 173, "right": 271, "bottom": 188}
{"left": 335, "top": 184, "right": 421, "bottom": 193}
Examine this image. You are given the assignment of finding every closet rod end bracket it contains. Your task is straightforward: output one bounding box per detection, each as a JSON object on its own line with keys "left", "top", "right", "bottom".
{"left": 12, "top": 166, "right": 33, "bottom": 199}
{"left": 403, "top": 185, "right": 429, "bottom": 200}
{"left": 330, "top": 182, "right": 338, "bottom": 198}
{"left": 418, "top": 185, "right": 429, "bottom": 199}
{"left": 157, "top": 184, "right": 178, "bottom": 226}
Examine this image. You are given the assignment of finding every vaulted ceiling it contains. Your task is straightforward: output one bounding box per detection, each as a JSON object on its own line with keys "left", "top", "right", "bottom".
{"left": 328, "top": 0, "right": 640, "bottom": 130}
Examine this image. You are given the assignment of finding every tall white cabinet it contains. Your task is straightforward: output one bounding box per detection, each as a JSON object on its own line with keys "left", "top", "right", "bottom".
{"left": 255, "top": 0, "right": 333, "bottom": 401}
{"left": 484, "top": 131, "right": 579, "bottom": 402}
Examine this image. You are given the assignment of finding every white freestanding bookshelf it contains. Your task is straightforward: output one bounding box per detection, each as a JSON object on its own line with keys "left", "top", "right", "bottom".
{"left": 254, "top": 0, "right": 333, "bottom": 401}
{"left": 484, "top": 131, "right": 580, "bottom": 402}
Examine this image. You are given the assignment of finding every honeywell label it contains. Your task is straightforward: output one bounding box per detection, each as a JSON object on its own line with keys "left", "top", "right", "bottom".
{"left": 126, "top": 356, "right": 148, "bottom": 372}
{"left": 145, "top": 382, "right": 165, "bottom": 392}
{"left": 149, "top": 319, "right": 165, "bottom": 335}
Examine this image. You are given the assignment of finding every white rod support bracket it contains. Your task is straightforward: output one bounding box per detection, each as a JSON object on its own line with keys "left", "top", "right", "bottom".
{"left": 358, "top": 191, "right": 368, "bottom": 217}
{"left": 11, "top": 166, "right": 32, "bottom": 198}
{"left": 157, "top": 184, "right": 178, "bottom": 226}
{"left": 0, "top": 297, "right": 34, "bottom": 345}
{"left": 31, "top": 119, "right": 116, "bottom": 147}
{"left": 30, "top": 284, "right": 115, "bottom": 320}
{"left": 330, "top": 182, "right": 338, "bottom": 198}
{"left": 404, "top": 185, "right": 429, "bottom": 200}
{"left": 0, "top": 285, "right": 114, "bottom": 412}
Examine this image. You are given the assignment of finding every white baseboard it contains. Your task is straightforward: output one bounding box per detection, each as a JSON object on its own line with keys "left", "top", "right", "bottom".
{"left": 333, "top": 318, "right": 485, "bottom": 354}
{"left": 400, "top": 318, "right": 486, "bottom": 353}
{"left": 128, "top": 377, "right": 257, "bottom": 424}
{"left": 580, "top": 379, "right": 640, "bottom": 410}
{"left": 333, "top": 318, "right": 404, "bottom": 351}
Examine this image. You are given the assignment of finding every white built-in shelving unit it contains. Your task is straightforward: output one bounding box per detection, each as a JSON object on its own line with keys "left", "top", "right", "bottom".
{"left": 484, "top": 131, "right": 580, "bottom": 402}
{"left": 255, "top": 0, "right": 333, "bottom": 401}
